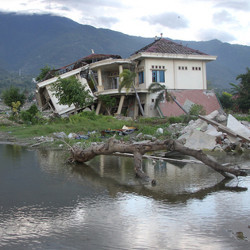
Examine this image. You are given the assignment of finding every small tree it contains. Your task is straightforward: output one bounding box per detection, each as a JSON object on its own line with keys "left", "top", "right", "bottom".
{"left": 36, "top": 65, "right": 52, "bottom": 82}
{"left": 20, "top": 104, "right": 40, "bottom": 124}
{"left": 218, "top": 92, "right": 233, "bottom": 110}
{"left": 230, "top": 67, "right": 250, "bottom": 113}
{"left": 52, "top": 76, "right": 94, "bottom": 113}
{"left": 1, "top": 86, "right": 26, "bottom": 108}
{"left": 98, "top": 95, "right": 116, "bottom": 115}
{"left": 148, "top": 83, "right": 188, "bottom": 114}
{"left": 189, "top": 104, "right": 206, "bottom": 116}
{"left": 119, "top": 69, "right": 144, "bottom": 116}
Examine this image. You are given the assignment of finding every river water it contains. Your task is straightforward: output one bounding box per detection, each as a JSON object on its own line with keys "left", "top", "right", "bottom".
{"left": 0, "top": 144, "right": 250, "bottom": 250}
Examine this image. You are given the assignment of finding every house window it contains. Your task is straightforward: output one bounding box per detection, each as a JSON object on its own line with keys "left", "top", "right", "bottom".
{"left": 139, "top": 71, "right": 144, "bottom": 84}
{"left": 192, "top": 66, "right": 201, "bottom": 71}
{"left": 179, "top": 66, "right": 188, "bottom": 70}
{"left": 152, "top": 70, "right": 165, "bottom": 83}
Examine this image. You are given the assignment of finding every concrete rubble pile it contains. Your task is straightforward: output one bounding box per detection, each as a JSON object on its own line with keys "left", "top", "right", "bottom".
{"left": 177, "top": 110, "right": 250, "bottom": 152}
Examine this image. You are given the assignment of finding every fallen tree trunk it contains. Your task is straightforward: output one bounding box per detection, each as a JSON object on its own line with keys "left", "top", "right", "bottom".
{"left": 69, "top": 138, "right": 247, "bottom": 184}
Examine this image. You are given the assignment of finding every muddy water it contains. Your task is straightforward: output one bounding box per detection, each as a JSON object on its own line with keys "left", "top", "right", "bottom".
{"left": 0, "top": 144, "right": 250, "bottom": 249}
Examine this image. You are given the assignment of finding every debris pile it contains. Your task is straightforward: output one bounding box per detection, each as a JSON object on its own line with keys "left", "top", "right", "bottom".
{"left": 177, "top": 111, "right": 250, "bottom": 152}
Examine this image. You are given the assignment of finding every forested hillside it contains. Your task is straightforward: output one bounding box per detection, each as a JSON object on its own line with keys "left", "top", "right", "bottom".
{"left": 0, "top": 12, "right": 249, "bottom": 91}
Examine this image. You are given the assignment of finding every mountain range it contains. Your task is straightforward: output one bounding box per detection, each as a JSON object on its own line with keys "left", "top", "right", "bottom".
{"left": 0, "top": 12, "right": 250, "bottom": 91}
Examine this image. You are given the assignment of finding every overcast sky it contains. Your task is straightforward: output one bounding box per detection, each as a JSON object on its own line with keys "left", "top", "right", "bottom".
{"left": 1, "top": 0, "right": 249, "bottom": 45}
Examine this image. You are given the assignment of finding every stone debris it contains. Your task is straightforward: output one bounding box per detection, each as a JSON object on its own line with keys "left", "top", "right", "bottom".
{"left": 184, "top": 130, "right": 217, "bottom": 150}
{"left": 53, "top": 132, "right": 67, "bottom": 139}
{"left": 227, "top": 114, "right": 250, "bottom": 139}
{"left": 178, "top": 112, "right": 250, "bottom": 152}
{"left": 34, "top": 136, "right": 54, "bottom": 142}
{"left": 156, "top": 128, "right": 164, "bottom": 134}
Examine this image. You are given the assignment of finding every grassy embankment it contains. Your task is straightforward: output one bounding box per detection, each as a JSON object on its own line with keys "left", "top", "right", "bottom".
{"left": 1, "top": 109, "right": 248, "bottom": 148}
{"left": 0, "top": 111, "right": 182, "bottom": 147}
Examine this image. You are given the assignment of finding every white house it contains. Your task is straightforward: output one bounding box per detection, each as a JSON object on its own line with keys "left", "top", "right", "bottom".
{"left": 36, "top": 38, "right": 220, "bottom": 117}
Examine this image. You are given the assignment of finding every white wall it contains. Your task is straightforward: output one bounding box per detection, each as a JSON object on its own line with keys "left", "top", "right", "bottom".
{"left": 142, "top": 58, "right": 206, "bottom": 90}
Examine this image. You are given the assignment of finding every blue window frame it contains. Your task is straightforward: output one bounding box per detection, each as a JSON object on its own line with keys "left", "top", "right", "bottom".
{"left": 139, "top": 71, "right": 144, "bottom": 84}
{"left": 152, "top": 70, "right": 165, "bottom": 83}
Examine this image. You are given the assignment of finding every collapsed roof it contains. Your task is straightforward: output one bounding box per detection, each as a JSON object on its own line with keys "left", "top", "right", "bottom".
{"left": 40, "top": 54, "right": 122, "bottom": 82}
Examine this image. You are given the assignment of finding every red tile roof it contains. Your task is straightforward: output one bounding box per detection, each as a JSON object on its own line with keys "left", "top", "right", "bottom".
{"left": 132, "top": 38, "right": 207, "bottom": 56}
{"left": 82, "top": 54, "right": 121, "bottom": 62}
{"left": 159, "top": 89, "right": 221, "bottom": 117}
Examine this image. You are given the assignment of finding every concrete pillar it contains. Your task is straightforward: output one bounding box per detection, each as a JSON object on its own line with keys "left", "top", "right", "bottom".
{"left": 97, "top": 68, "right": 104, "bottom": 91}
{"left": 118, "top": 65, "right": 123, "bottom": 89}
{"left": 116, "top": 95, "right": 125, "bottom": 115}
{"left": 96, "top": 100, "right": 102, "bottom": 115}
{"left": 119, "top": 65, "right": 123, "bottom": 74}
{"left": 133, "top": 98, "right": 139, "bottom": 120}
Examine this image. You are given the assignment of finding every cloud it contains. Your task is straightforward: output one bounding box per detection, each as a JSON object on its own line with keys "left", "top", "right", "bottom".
{"left": 95, "top": 16, "right": 119, "bottom": 28}
{"left": 41, "top": 0, "right": 123, "bottom": 8}
{"left": 198, "top": 0, "right": 250, "bottom": 11}
{"left": 142, "top": 12, "right": 188, "bottom": 29}
{"left": 213, "top": 10, "right": 235, "bottom": 24}
{"left": 197, "top": 28, "right": 236, "bottom": 42}
{"left": 215, "top": 0, "right": 250, "bottom": 11}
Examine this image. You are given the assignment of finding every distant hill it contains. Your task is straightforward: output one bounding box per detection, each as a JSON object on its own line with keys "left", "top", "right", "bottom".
{"left": 0, "top": 66, "right": 33, "bottom": 93}
{"left": 179, "top": 39, "right": 250, "bottom": 89}
{"left": 0, "top": 12, "right": 249, "bottom": 91}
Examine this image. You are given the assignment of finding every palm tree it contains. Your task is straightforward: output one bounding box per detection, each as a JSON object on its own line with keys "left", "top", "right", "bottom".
{"left": 119, "top": 69, "right": 144, "bottom": 116}
{"left": 148, "top": 83, "right": 188, "bottom": 115}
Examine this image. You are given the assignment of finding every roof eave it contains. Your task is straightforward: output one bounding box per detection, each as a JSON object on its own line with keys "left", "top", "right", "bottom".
{"left": 89, "top": 58, "right": 133, "bottom": 69}
{"left": 130, "top": 52, "right": 217, "bottom": 61}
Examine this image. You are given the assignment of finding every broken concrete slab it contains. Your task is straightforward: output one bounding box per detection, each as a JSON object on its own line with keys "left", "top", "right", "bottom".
{"left": 181, "top": 119, "right": 208, "bottom": 135}
{"left": 205, "top": 124, "right": 223, "bottom": 137}
{"left": 205, "top": 110, "right": 219, "bottom": 120}
{"left": 184, "top": 130, "right": 217, "bottom": 150}
{"left": 227, "top": 114, "right": 250, "bottom": 139}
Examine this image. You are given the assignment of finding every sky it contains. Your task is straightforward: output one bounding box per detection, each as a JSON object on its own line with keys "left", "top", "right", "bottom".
{"left": 0, "top": 0, "right": 250, "bottom": 45}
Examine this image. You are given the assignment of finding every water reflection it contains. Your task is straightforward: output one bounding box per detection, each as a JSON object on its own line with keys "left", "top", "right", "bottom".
{"left": 0, "top": 144, "right": 250, "bottom": 250}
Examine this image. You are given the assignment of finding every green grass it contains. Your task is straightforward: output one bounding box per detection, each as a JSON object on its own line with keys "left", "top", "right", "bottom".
{"left": 0, "top": 112, "right": 189, "bottom": 142}
{"left": 233, "top": 114, "right": 250, "bottom": 122}
{"left": 0, "top": 112, "right": 135, "bottom": 139}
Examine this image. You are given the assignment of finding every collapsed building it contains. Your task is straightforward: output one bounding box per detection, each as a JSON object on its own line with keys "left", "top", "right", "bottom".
{"left": 36, "top": 38, "right": 221, "bottom": 118}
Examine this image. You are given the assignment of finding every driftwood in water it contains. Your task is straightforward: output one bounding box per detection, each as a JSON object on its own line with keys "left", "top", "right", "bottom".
{"left": 69, "top": 138, "right": 247, "bottom": 184}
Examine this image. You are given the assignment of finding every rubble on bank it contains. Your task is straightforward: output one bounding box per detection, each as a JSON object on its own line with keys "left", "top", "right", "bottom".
{"left": 175, "top": 110, "right": 250, "bottom": 152}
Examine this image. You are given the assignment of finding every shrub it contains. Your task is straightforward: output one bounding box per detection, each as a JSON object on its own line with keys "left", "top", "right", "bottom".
{"left": 1, "top": 86, "right": 26, "bottom": 108}
{"left": 168, "top": 116, "right": 183, "bottom": 124}
{"left": 218, "top": 92, "right": 233, "bottom": 109}
{"left": 189, "top": 104, "right": 206, "bottom": 116}
{"left": 20, "top": 104, "right": 39, "bottom": 124}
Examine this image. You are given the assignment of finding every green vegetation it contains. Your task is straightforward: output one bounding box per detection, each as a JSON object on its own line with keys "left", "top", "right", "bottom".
{"left": 0, "top": 68, "right": 34, "bottom": 94}
{"left": 20, "top": 104, "right": 40, "bottom": 124}
{"left": 218, "top": 68, "right": 250, "bottom": 113}
{"left": 1, "top": 86, "right": 26, "bottom": 108}
{"left": 52, "top": 76, "right": 94, "bottom": 113}
{"left": 148, "top": 82, "right": 172, "bottom": 108}
{"left": 218, "top": 92, "right": 233, "bottom": 110}
{"left": 189, "top": 104, "right": 206, "bottom": 116}
{"left": 98, "top": 95, "right": 116, "bottom": 115}
{"left": 148, "top": 83, "right": 189, "bottom": 115}
{"left": 0, "top": 111, "right": 189, "bottom": 144}
{"left": 119, "top": 69, "right": 144, "bottom": 116}
{"left": 36, "top": 65, "right": 52, "bottom": 82}
{"left": 230, "top": 67, "right": 250, "bottom": 113}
